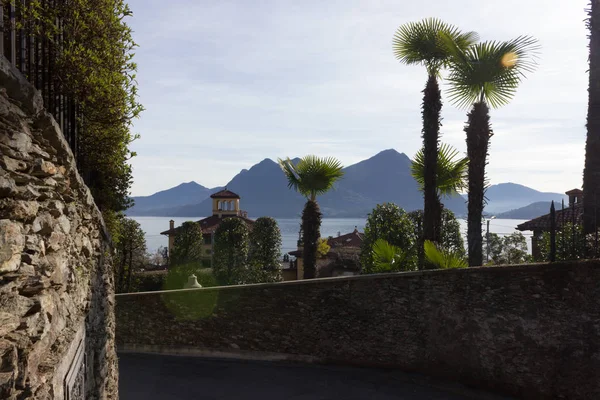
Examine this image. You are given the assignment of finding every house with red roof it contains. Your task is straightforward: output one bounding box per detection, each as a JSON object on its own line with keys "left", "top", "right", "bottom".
{"left": 517, "top": 188, "right": 583, "bottom": 259}
{"left": 286, "top": 228, "right": 363, "bottom": 280}
{"left": 160, "top": 189, "right": 254, "bottom": 267}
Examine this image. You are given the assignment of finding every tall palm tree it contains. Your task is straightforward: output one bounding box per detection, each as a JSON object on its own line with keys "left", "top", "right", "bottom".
{"left": 278, "top": 156, "right": 344, "bottom": 278}
{"left": 411, "top": 143, "right": 468, "bottom": 267}
{"left": 393, "top": 18, "right": 477, "bottom": 247}
{"left": 444, "top": 36, "right": 539, "bottom": 266}
{"left": 584, "top": 0, "right": 600, "bottom": 237}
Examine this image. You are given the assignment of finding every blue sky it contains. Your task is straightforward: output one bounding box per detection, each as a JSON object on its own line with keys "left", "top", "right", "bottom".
{"left": 126, "top": 0, "right": 588, "bottom": 196}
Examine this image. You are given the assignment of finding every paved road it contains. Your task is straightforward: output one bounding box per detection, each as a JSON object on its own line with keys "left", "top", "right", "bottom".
{"left": 119, "top": 353, "right": 509, "bottom": 400}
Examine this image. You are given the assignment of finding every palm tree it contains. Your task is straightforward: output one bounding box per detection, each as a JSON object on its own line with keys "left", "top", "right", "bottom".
{"left": 411, "top": 142, "right": 468, "bottom": 198}
{"left": 584, "top": 0, "right": 600, "bottom": 237}
{"left": 278, "top": 156, "right": 344, "bottom": 278}
{"left": 444, "top": 36, "right": 539, "bottom": 266}
{"left": 371, "top": 239, "right": 412, "bottom": 272}
{"left": 393, "top": 18, "right": 477, "bottom": 247}
{"left": 424, "top": 240, "right": 467, "bottom": 269}
{"left": 411, "top": 143, "right": 468, "bottom": 267}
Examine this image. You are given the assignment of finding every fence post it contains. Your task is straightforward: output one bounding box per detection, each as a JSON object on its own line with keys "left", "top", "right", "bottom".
{"left": 9, "top": 1, "right": 16, "bottom": 65}
{"left": 0, "top": 4, "right": 4, "bottom": 56}
{"left": 550, "top": 201, "right": 556, "bottom": 262}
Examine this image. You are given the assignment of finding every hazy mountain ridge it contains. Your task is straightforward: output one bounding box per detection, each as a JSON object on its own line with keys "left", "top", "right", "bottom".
{"left": 127, "top": 151, "right": 566, "bottom": 218}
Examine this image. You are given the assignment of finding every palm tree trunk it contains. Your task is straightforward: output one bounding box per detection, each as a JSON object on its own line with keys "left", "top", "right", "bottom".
{"left": 584, "top": 0, "right": 600, "bottom": 237}
{"left": 302, "top": 200, "right": 322, "bottom": 279}
{"left": 422, "top": 74, "right": 442, "bottom": 247}
{"left": 465, "top": 101, "right": 492, "bottom": 267}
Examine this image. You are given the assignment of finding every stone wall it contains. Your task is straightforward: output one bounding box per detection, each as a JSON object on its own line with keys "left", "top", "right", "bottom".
{"left": 116, "top": 260, "right": 600, "bottom": 400}
{"left": 0, "top": 57, "right": 117, "bottom": 399}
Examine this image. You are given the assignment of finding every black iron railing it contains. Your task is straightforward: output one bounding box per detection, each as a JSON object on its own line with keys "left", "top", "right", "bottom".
{"left": 1, "top": 0, "right": 78, "bottom": 161}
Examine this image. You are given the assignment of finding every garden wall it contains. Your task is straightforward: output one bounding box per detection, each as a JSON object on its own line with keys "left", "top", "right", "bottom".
{"left": 0, "top": 57, "right": 117, "bottom": 399}
{"left": 116, "top": 260, "right": 600, "bottom": 399}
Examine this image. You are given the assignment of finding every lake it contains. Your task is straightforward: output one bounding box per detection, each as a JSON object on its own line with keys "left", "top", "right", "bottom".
{"left": 131, "top": 216, "right": 533, "bottom": 256}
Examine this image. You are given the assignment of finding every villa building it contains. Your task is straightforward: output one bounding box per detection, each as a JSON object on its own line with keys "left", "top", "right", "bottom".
{"left": 517, "top": 188, "right": 583, "bottom": 259}
{"left": 160, "top": 189, "right": 254, "bottom": 267}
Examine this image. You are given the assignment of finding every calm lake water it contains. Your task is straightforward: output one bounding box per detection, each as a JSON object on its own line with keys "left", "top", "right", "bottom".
{"left": 131, "top": 216, "right": 533, "bottom": 255}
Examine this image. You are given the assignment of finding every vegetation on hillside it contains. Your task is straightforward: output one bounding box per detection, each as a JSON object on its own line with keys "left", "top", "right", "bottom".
{"left": 114, "top": 218, "right": 146, "bottom": 293}
{"left": 15, "top": 0, "right": 142, "bottom": 243}
{"left": 484, "top": 232, "right": 531, "bottom": 265}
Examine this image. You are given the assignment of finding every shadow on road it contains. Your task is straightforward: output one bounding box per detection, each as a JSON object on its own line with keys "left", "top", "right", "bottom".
{"left": 119, "top": 353, "right": 514, "bottom": 400}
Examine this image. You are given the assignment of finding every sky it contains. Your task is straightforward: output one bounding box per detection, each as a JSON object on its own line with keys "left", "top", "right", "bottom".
{"left": 126, "top": 0, "right": 589, "bottom": 196}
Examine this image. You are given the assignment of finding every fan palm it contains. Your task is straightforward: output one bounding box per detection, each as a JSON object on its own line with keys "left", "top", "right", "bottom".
{"left": 411, "top": 142, "right": 468, "bottom": 199}
{"left": 444, "top": 35, "right": 539, "bottom": 266}
{"left": 371, "top": 239, "right": 412, "bottom": 273}
{"left": 278, "top": 156, "right": 344, "bottom": 278}
{"left": 584, "top": 0, "right": 600, "bottom": 237}
{"left": 393, "top": 18, "right": 477, "bottom": 248}
{"left": 411, "top": 143, "right": 468, "bottom": 267}
{"left": 424, "top": 240, "right": 467, "bottom": 269}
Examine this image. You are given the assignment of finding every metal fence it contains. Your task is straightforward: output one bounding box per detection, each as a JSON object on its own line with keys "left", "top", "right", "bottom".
{"left": 547, "top": 199, "right": 598, "bottom": 261}
{"left": 0, "top": 0, "right": 78, "bottom": 160}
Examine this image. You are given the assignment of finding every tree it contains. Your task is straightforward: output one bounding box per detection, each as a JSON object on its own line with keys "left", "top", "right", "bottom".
{"left": 360, "top": 203, "right": 417, "bottom": 273}
{"left": 247, "top": 217, "right": 283, "bottom": 283}
{"left": 408, "top": 208, "right": 465, "bottom": 269}
{"left": 212, "top": 218, "right": 249, "bottom": 285}
{"left": 317, "top": 238, "right": 331, "bottom": 258}
{"left": 485, "top": 232, "right": 531, "bottom": 265}
{"left": 539, "top": 223, "right": 589, "bottom": 262}
{"left": 444, "top": 35, "right": 539, "bottom": 266}
{"left": 584, "top": 0, "right": 600, "bottom": 236}
{"left": 393, "top": 19, "right": 477, "bottom": 246}
{"left": 411, "top": 143, "right": 468, "bottom": 267}
{"left": 114, "top": 218, "right": 147, "bottom": 293}
{"left": 278, "top": 156, "right": 344, "bottom": 279}
{"left": 170, "top": 222, "right": 204, "bottom": 266}
{"left": 147, "top": 246, "right": 168, "bottom": 267}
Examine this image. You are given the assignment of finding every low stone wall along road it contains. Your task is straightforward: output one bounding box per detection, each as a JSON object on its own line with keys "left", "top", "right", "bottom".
{"left": 118, "top": 353, "right": 510, "bottom": 400}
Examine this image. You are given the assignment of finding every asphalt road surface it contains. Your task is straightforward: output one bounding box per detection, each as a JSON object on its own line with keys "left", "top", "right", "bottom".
{"left": 119, "top": 353, "right": 511, "bottom": 400}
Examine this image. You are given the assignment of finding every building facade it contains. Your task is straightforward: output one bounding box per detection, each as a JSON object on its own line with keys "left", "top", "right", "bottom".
{"left": 160, "top": 189, "right": 254, "bottom": 266}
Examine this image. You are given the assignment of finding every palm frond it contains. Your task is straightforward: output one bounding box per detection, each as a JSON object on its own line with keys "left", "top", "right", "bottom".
{"left": 372, "top": 239, "right": 409, "bottom": 272}
{"left": 279, "top": 156, "right": 344, "bottom": 200}
{"left": 278, "top": 157, "right": 303, "bottom": 194}
{"left": 393, "top": 18, "right": 479, "bottom": 76}
{"left": 443, "top": 35, "right": 540, "bottom": 109}
{"left": 424, "top": 240, "right": 468, "bottom": 269}
{"left": 411, "top": 143, "right": 468, "bottom": 198}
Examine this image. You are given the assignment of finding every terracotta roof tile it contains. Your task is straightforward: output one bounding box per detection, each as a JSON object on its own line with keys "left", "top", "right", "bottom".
{"left": 327, "top": 229, "right": 364, "bottom": 248}
{"left": 517, "top": 203, "right": 583, "bottom": 232}
{"left": 210, "top": 189, "right": 240, "bottom": 199}
{"left": 160, "top": 214, "right": 254, "bottom": 235}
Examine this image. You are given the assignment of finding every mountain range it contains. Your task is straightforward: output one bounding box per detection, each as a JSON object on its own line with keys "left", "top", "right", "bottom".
{"left": 127, "top": 149, "right": 569, "bottom": 219}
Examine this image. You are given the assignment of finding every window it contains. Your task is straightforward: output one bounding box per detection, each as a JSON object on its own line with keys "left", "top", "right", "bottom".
{"left": 204, "top": 235, "right": 212, "bottom": 245}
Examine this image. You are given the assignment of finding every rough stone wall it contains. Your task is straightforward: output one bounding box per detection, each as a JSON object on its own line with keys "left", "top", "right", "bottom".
{"left": 116, "top": 260, "right": 600, "bottom": 400}
{"left": 0, "top": 58, "right": 117, "bottom": 399}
